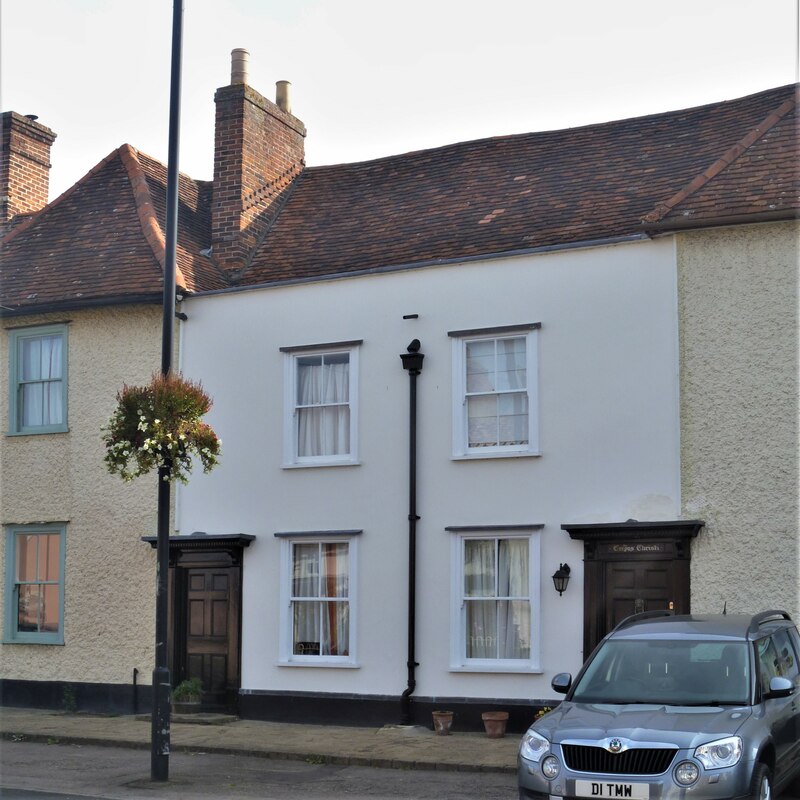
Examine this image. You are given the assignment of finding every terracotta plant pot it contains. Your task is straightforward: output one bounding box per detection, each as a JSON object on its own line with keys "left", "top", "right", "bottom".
{"left": 432, "top": 710, "right": 454, "bottom": 735}
{"left": 481, "top": 711, "right": 509, "bottom": 738}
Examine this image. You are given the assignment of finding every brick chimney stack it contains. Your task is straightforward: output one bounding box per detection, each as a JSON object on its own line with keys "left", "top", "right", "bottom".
{"left": 1, "top": 112, "right": 57, "bottom": 236}
{"left": 212, "top": 49, "right": 306, "bottom": 272}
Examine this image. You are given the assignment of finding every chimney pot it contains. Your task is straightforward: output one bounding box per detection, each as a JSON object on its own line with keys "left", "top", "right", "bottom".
{"left": 276, "top": 81, "right": 292, "bottom": 114}
{"left": 230, "top": 48, "right": 249, "bottom": 85}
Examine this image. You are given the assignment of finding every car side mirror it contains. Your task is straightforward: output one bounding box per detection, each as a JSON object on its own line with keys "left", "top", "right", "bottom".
{"left": 765, "top": 676, "right": 794, "bottom": 699}
{"left": 552, "top": 672, "right": 572, "bottom": 694}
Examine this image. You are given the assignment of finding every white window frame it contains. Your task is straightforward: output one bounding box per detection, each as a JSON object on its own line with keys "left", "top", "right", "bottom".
{"left": 3, "top": 523, "right": 67, "bottom": 645}
{"left": 7, "top": 324, "right": 69, "bottom": 435}
{"left": 277, "top": 532, "right": 359, "bottom": 667}
{"left": 281, "top": 341, "right": 360, "bottom": 467}
{"left": 449, "top": 527, "right": 541, "bottom": 672}
{"left": 450, "top": 324, "right": 539, "bottom": 459}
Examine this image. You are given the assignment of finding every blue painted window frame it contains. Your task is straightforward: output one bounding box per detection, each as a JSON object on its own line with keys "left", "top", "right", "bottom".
{"left": 7, "top": 324, "right": 69, "bottom": 435}
{"left": 3, "top": 523, "right": 66, "bottom": 645}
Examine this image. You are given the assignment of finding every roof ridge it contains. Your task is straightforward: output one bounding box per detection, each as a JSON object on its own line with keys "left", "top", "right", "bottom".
{"left": 642, "top": 94, "right": 797, "bottom": 224}
{"left": 118, "top": 144, "right": 187, "bottom": 291}
{"left": 1, "top": 147, "right": 122, "bottom": 245}
{"left": 302, "top": 84, "right": 799, "bottom": 176}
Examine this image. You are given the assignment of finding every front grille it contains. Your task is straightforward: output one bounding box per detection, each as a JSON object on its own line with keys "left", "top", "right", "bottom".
{"left": 562, "top": 744, "right": 677, "bottom": 775}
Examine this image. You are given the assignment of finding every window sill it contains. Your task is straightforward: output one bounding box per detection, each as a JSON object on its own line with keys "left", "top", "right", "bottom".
{"left": 451, "top": 451, "right": 541, "bottom": 462}
{"left": 2, "top": 637, "right": 64, "bottom": 646}
{"left": 282, "top": 459, "right": 361, "bottom": 470}
{"left": 6, "top": 426, "right": 70, "bottom": 437}
{"left": 449, "top": 663, "right": 542, "bottom": 674}
{"left": 278, "top": 659, "right": 360, "bottom": 669}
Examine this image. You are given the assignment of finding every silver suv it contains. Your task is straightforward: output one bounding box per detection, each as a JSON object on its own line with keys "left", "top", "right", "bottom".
{"left": 519, "top": 610, "right": 800, "bottom": 800}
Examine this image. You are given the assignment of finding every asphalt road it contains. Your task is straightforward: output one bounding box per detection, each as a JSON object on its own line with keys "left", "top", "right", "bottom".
{"left": 0, "top": 740, "right": 518, "bottom": 800}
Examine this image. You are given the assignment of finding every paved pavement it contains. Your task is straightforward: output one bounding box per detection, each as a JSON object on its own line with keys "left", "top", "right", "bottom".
{"left": 0, "top": 707, "right": 518, "bottom": 774}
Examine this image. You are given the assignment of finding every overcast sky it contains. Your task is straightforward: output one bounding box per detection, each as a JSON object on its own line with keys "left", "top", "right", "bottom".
{"left": 1, "top": 0, "right": 797, "bottom": 200}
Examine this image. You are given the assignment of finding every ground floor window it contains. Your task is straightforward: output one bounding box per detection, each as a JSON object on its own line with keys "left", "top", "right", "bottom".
{"left": 4, "top": 523, "right": 65, "bottom": 644}
{"left": 277, "top": 532, "right": 358, "bottom": 666}
{"left": 449, "top": 528, "right": 540, "bottom": 671}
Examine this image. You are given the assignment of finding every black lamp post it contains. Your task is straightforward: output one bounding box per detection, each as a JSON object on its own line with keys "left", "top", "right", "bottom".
{"left": 151, "top": 0, "right": 183, "bottom": 782}
{"left": 552, "top": 563, "right": 571, "bottom": 596}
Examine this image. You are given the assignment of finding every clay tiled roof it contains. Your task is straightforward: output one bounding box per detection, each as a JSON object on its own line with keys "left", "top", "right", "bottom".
{"left": 643, "top": 89, "right": 798, "bottom": 228}
{"left": 136, "top": 153, "right": 226, "bottom": 292}
{"left": 0, "top": 145, "right": 221, "bottom": 316}
{"left": 241, "top": 84, "right": 797, "bottom": 286}
{"left": 2, "top": 84, "right": 796, "bottom": 314}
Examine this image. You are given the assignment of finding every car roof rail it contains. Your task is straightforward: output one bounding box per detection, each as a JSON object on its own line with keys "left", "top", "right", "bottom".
{"left": 611, "top": 609, "right": 674, "bottom": 634}
{"left": 748, "top": 610, "right": 792, "bottom": 636}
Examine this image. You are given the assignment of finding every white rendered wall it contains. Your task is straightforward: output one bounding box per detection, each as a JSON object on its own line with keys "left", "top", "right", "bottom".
{"left": 678, "top": 221, "right": 799, "bottom": 620}
{"left": 178, "top": 238, "right": 681, "bottom": 701}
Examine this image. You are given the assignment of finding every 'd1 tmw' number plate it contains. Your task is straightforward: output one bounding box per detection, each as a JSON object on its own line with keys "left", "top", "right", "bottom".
{"left": 574, "top": 780, "right": 650, "bottom": 800}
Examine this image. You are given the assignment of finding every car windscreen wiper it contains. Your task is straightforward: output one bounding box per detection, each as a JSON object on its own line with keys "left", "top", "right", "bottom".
{"left": 678, "top": 701, "right": 741, "bottom": 707}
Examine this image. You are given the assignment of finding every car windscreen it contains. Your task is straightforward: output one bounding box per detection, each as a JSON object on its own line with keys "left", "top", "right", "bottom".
{"left": 570, "top": 639, "right": 750, "bottom": 706}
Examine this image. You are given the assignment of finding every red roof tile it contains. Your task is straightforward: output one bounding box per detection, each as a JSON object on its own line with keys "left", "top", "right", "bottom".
{"left": 2, "top": 84, "right": 795, "bottom": 314}
{"left": 241, "top": 84, "right": 797, "bottom": 285}
{"left": 1, "top": 146, "right": 222, "bottom": 315}
{"left": 643, "top": 89, "right": 798, "bottom": 227}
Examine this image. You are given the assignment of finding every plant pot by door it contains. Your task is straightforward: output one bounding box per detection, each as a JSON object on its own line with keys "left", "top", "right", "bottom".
{"left": 432, "top": 710, "right": 454, "bottom": 735}
{"left": 172, "top": 698, "right": 201, "bottom": 714}
{"left": 481, "top": 711, "right": 509, "bottom": 738}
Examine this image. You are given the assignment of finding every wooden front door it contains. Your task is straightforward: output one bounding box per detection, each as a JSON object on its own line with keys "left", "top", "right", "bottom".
{"left": 562, "top": 520, "right": 703, "bottom": 659}
{"left": 154, "top": 534, "right": 253, "bottom": 715}
{"left": 185, "top": 567, "right": 238, "bottom": 709}
{"left": 605, "top": 560, "right": 676, "bottom": 634}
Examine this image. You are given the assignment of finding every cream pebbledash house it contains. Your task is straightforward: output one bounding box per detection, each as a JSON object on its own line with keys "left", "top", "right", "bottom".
{"left": 1, "top": 58, "right": 796, "bottom": 730}
{"left": 0, "top": 112, "right": 223, "bottom": 711}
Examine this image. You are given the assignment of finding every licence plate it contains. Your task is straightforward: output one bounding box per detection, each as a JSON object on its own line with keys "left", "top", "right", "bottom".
{"left": 574, "top": 780, "right": 650, "bottom": 800}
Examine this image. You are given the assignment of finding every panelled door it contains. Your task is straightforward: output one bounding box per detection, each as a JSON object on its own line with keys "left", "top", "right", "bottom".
{"left": 151, "top": 533, "right": 253, "bottom": 716}
{"left": 562, "top": 520, "right": 702, "bottom": 659}
{"left": 605, "top": 560, "right": 675, "bottom": 633}
{"left": 185, "top": 567, "right": 237, "bottom": 709}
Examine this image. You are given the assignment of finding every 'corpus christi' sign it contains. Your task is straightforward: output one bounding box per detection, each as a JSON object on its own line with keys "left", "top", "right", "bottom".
{"left": 609, "top": 542, "right": 667, "bottom": 554}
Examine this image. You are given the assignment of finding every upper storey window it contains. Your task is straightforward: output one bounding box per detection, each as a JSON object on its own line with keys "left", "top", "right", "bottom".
{"left": 450, "top": 324, "right": 539, "bottom": 458}
{"left": 282, "top": 341, "right": 360, "bottom": 467}
{"left": 8, "top": 324, "right": 68, "bottom": 435}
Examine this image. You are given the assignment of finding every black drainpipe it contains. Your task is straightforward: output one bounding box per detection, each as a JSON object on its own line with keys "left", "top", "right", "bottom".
{"left": 400, "top": 339, "right": 424, "bottom": 725}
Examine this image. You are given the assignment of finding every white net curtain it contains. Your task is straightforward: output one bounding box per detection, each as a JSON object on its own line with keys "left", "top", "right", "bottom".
{"left": 296, "top": 352, "right": 350, "bottom": 457}
{"left": 465, "top": 337, "right": 527, "bottom": 448}
{"left": 464, "top": 538, "right": 530, "bottom": 659}
{"left": 20, "top": 335, "right": 63, "bottom": 428}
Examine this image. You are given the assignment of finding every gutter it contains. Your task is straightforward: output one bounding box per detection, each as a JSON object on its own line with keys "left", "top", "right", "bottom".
{"left": 186, "top": 233, "right": 651, "bottom": 300}
{"left": 642, "top": 209, "right": 798, "bottom": 234}
{"left": 0, "top": 293, "right": 164, "bottom": 319}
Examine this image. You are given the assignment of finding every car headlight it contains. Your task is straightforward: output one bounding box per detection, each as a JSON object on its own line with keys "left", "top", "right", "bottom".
{"left": 519, "top": 729, "right": 550, "bottom": 762}
{"left": 694, "top": 736, "right": 742, "bottom": 769}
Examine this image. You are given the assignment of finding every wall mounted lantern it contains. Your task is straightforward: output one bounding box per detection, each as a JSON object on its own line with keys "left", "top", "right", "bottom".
{"left": 552, "top": 563, "right": 571, "bottom": 596}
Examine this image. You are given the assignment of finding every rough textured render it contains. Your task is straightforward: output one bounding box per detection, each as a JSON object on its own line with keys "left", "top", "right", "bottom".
{"left": 678, "top": 221, "right": 799, "bottom": 619}
{"left": 0, "top": 306, "right": 161, "bottom": 684}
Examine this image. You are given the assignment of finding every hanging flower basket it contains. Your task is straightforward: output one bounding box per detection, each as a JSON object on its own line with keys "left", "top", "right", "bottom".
{"left": 103, "top": 373, "right": 221, "bottom": 484}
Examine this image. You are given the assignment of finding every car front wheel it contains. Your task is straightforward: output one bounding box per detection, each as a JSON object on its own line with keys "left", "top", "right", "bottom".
{"left": 749, "top": 763, "right": 772, "bottom": 800}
